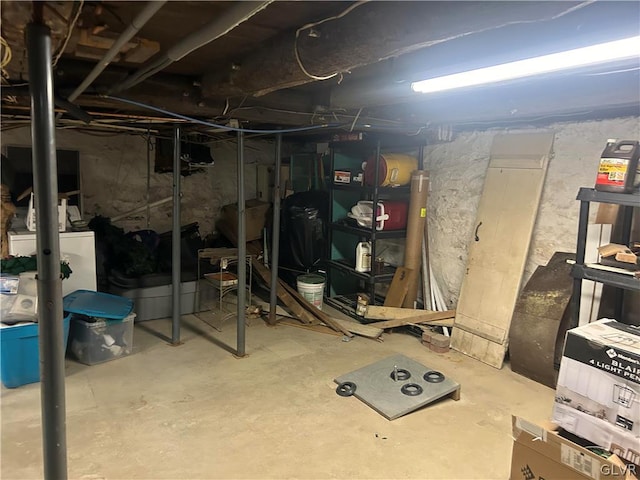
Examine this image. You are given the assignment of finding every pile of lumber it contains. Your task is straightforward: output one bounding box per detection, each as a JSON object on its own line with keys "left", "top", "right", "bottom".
{"left": 252, "top": 258, "right": 388, "bottom": 340}
{"left": 253, "top": 252, "right": 457, "bottom": 342}
{"left": 228, "top": 239, "right": 455, "bottom": 343}
{"left": 361, "top": 305, "right": 456, "bottom": 352}
{"left": 360, "top": 305, "right": 456, "bottom": 329}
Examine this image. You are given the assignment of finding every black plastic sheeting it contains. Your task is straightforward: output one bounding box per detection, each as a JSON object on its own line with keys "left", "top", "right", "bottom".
{"left": 278, "top": 191, "right": 329, "bottom": 283}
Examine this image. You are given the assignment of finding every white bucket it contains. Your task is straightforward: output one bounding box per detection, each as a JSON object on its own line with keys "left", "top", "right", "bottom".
{"left": 296, "top": 274, "right": 325, "bottom": 310}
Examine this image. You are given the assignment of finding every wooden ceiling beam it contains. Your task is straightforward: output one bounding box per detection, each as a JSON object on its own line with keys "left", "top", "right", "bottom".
{"left": 201, "top": 1, "right": 585, "bottom": 98}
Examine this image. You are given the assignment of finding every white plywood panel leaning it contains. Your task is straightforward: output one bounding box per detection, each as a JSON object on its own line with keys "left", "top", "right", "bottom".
{"left": 451, "top": 132, "right": 555, "bottom": 369}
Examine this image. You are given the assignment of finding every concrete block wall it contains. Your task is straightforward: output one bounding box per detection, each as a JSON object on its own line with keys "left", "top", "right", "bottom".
{"left": 423, "top": 116, "right": 640, "bottom": 308}
{"left": 1, "top": 127, "right": 275, "bottom": 236}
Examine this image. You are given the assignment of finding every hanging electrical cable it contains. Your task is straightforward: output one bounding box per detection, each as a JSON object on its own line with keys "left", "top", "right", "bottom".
{"left": 293, "top": 1, "right": 369, "bottom": 81}
{"left": 103, "top": 95, "right": 345, "bottom": 133}
{"left": 52, "top": 0, "right": 84, "bottom": 67}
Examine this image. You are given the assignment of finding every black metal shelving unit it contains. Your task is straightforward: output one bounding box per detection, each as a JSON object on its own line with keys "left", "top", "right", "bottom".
{"left": 324, "top": 135, "right": 424, "bottom": 319}
{"left": 570, "top": 187, "right": 640, "bottom": 327}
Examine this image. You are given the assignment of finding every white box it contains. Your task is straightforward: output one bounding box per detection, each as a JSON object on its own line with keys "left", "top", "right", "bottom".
{"left": 26, "top": 193, "right": 67, "bottom": 232}
{"left": 553, "top": 319, "right": 640, "bottom": 465}
{"left": 8, "top": 230, "right": 97, "bottom": 296}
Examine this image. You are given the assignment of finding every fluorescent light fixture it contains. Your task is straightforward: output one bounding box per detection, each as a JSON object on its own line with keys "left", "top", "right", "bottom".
{"left": 411, "top": 35, "right": 640, "bottom": 93}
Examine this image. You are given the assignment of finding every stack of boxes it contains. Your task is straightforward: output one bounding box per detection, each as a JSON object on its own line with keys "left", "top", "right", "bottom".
{"left": 511, "top": 319, "right": 640, "bottom": 479}
{"left": 552, "top": 319, "right": 640, "bottom": 465}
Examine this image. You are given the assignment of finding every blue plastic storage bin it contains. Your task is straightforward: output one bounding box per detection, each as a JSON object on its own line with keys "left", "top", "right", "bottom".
{"left": 0, "top": 315, "right": 71, "bottom": 388}
{"left": 63, "top": 290, "right": 133, "bottom": 319}
{"left": 63, "top": 290, "right": 135, "bottom": 366}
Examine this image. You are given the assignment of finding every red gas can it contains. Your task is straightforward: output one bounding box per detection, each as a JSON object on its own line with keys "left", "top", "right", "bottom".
{"left": 347, "top": 201, "right": 409, "bottom": 231}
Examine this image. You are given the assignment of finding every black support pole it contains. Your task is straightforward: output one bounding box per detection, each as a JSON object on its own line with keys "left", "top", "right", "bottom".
{"left": 571, "top": 198, "right": 591, "bottom": 328}
{"left": 27, "top": 22, "right": 68, "bottom": 480}
{"left": 171, "top": 126, "right": 181, "bottom": 344}
{"left": 236, "top": 131, "right": 246, "bottom": 356}
{"left": 268, "top": 134, "right": 282, "bottom": 325}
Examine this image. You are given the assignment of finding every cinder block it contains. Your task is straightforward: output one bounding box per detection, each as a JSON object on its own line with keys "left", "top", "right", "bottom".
{"left": 428, "top": 343, "right": 449, "bottom": 354}
{"left": 430, "top": 333, "right": 450, "bottom": 348}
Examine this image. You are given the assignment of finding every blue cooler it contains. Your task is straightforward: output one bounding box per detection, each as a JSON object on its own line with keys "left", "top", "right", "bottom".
{"left": 63, "top": 290, "right": 135, "bottom": 365}
{"left": 1, "top": 315, "right": 71, "bottom": 388}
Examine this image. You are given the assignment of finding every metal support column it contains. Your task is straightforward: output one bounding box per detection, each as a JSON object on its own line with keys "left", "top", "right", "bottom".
{"left": 171, "top": 126, "right": 181, "bottom": 344}
{"left": 236, "top": 131, "right": 247, "bottom": 356}
{"left": 268, "top": 134, "right": 282, "bottom": 325}
{"left": 370, "top": 140, "right": 381, "bottom": 303}
{"left": 27, "top": 22, "right": 67, "bottom": 480}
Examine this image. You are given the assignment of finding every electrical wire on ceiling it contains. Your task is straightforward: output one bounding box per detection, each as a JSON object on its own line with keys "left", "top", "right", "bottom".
{"left": 103, "top": 95, "right": 344, "bottom": 133}
{"left": 293, "top": 1, "right": 369, "bottom": 81}
{"left": 52, "top": 0, "right": 85, "bottom": 68}
{"left": 0, "top": 35, "right": 13, "bottom": 85}
{"left": 294, "top": 0, "right": 597, "bottom": 84}
{"left": 349, "top": 107, "right": 364, "bottom": 132}
{"left": 1, "top": 36, "right": 12, "bottom": 70}
{"left": 227, "top": 104, "right": 403, "bottom": 127}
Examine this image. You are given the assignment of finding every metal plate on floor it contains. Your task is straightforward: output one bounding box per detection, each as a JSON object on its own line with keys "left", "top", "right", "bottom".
{"left": 334, "top": 354, "right": 460, "bottom": 420}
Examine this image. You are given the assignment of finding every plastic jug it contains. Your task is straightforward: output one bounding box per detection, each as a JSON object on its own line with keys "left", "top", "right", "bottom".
{"left": 355, "top": 242, "right": 372, "bottom": 272}
{"left": 595, "top": 139, "right": 640, "bottom": 193}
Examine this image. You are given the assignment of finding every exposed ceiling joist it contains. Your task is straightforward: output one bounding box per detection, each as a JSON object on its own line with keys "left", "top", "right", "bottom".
{"left": 201, "top": 1, "right": 589, "bottom": 98}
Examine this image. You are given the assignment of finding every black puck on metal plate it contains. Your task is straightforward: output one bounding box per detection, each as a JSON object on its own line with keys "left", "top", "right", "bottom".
{"left": 389, "top": 368, "right": 411, "bottom": 381}
{"left": 336, "top": 381, "right": 357, "bottom": 397}
{"left": 423, "top": 371, "right": 445, "bottom": 383}
{"left": 400, "top": 383, "right": 423, "bottom": 396}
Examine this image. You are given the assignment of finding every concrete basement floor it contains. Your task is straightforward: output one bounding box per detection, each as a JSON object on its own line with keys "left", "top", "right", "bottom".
{"left": 1, "top": 308, "right": 555, "bottom": 480}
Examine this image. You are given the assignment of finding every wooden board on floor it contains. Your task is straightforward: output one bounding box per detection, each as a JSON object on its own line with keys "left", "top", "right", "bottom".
{"left": 251, "top": 258, "right": 318, "bottom": 325}
{"left": 331, "top": 318, "right": 384, "bottom": 339}
{"left": 451, "top": 132, "right": 554, "bottom": 369}
{"left": 365, "top": 306, "right": 455, "bottom": 326}
{"left": 280, "top": 281, "right": 354, "bottom": 337}
{"left": 366, "top": 305, "right": 434, "bottom": 319}
{"left": 383, "top": 267, "right": 414, "bottom": 307}
{"left": 279, "top": 319, "right": 342, "bottom": 336}
{"left": 368, "top": 309, "right": 455, "bottom": 329}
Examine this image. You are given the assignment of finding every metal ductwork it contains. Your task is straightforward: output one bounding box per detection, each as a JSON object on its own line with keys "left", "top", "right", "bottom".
{"left": 110, "top": 1, "right": 273, "bottom": 94}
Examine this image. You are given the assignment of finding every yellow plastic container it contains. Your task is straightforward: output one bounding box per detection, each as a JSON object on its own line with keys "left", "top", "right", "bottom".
{"left": 364, "top": 153, "right": 418, "bottom": 186}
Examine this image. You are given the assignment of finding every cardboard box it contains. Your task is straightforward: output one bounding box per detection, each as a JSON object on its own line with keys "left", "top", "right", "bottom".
{"left": 334, "top": 170, "right": 352, "bottom": 184}
{"left": 220, "top": 199, "right": 270, "bottom": 243}
{"left": 511, "top": 416, "right": 639, "bottom": 480}
{"left": 552, "top": 319, "right": 640, "bottom": 464}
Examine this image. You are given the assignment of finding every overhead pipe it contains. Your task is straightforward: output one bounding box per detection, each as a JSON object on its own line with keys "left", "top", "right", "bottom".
{"left": 53, "top": 96, "right": 93, "bottom": 123}
{"left": 27, "top": 22, "right": 68, "bottom": 480}
{"left": 110, "top": 1, "right": 273, "bottom": 93}
{"left": 58, "top": 1, "right": 166, "bottom": 118}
